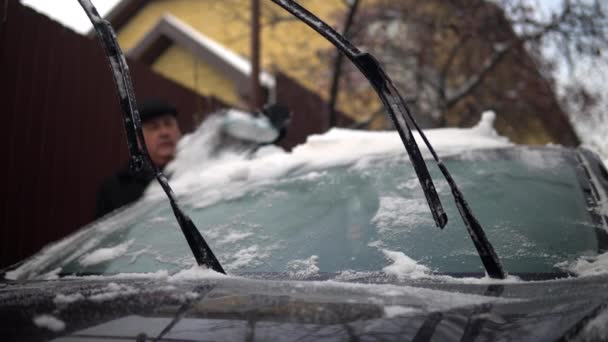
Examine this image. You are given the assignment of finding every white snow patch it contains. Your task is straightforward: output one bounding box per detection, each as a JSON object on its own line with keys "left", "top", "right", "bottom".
{"left": 297, "top": 171, "right": 326, "bottom": 181}
{"left": 33, "top": 314, "right": 65, "bottom": 332}
{"left": 556, "top": 251, "right": 608, "bottom": 277}
{"left": 379, "top": 246, "right": 521, "bottom": 283}
{"left": 53, "top": 293, "right": 84, "bottom": 305}
{"left": 594, "top": 199, "right": 608, "bottom": 217}
{"left": 367, "top": 240, "right": 384, "bottom": 248}
{"left": 155, "top": 111, "right": 512, "bottom": 205}
{"left": 382, "top": 249, "right": 431, "bottom": 279}
{"left": 471, "top": 111, "right": 504, "bottom": 140}
{"left": 444, "top": 273, "right": 522, "bottom": 284}
{"left": 79, "top": 239, "right": 134, "bottom": 267}
{"left": 287, "top": 255, "right": 320, "bottom": 278}
{"left": 372, "top": 197, "right": 432, "bottom": 233}
{"left": 316, "top": 280, "right": 518, "bottom": 312}
{"left": 63, "top": 270, "right": 170, "bottom": 281}
{"left": 128, "top": 246, "right": 151, "bottom": 264}
{"left": 384, "top": 305, "right": 420, "bottom": 318}
{"left": 171, "top": 291, "right": 201, "bottom": 303}
{"left": 225, "top": 245, "right": 269, "bottom": 270}
{"left": 88, "top": 282, "right": 139, "bottom": 302}
{"left": 167, "top": 265, "right": 226, "bottom": 282}
{"left": 219, "top": 231, "right": 253, "bottom": 244}
{"left": 40, "top": 267, "right": 62, "bottom": 280}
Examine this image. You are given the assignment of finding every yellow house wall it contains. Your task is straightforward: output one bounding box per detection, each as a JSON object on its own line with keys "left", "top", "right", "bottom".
{"left": 116, "top": 0, "right": 378, "bottom": 121}
{"left": 151, "top": 44, "right": 242, "bottom": 107}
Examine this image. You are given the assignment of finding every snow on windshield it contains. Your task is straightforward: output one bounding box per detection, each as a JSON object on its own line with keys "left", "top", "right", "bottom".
{"left": 156, "top": 110, "right": 511, "bottom": 200}
{"left": 7, "top": 110, "right": 608, "bottom": 282}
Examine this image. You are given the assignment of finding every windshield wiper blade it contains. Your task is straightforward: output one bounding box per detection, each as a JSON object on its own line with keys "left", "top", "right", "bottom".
{"left": 77, "top": 0, "right": 225, "bottom": 274}
{"left": 270, "top": 1, "right": 446, "bottom": 229}
{"left": 271, "top": 0, "right": 505, "bottom": 278}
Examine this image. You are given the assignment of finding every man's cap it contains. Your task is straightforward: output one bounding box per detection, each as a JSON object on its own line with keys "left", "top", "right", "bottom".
{"left": 261, "top": 103, "right": 291, "bottom": 129}
{"left": 138, "top": 98, "right": 178, "bottom": 123}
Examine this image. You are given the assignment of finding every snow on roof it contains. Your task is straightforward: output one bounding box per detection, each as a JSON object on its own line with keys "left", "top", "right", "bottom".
{"left": 163, "top": 15, "right": 275, "bottom": 88}
{"left": 129, "top": 14, "right": 275, "bottom": 89}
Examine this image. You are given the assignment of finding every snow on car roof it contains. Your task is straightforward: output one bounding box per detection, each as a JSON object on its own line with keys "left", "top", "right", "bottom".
{"left": 159, "top": 110, "right": 512, "bottom": 199}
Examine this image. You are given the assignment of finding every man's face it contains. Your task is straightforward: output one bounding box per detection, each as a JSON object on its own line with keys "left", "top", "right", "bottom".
{"left": 142, "top": 115, "right": 181, "bottom": 168}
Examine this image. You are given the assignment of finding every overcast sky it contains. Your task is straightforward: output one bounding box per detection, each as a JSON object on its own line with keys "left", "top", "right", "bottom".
{"left": 21, "top": 0, "right": 122, "bottom": 34}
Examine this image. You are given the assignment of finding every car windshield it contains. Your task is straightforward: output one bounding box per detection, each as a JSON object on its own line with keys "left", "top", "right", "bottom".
{"left": 21, "top": 142, "right": 607, "bottom": 281}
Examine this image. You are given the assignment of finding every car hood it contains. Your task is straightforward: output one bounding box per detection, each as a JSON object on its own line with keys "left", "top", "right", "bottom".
{"left": 2, "top": 272, "right": 608, "bottom": 341}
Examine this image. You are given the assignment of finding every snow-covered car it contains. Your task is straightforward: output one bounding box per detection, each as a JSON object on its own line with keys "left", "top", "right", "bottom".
{"left": 2, "top": 112, "right": 608, "bottom": 341}
{"left": 3, "top": 1, "right": 608, "bottom": 340}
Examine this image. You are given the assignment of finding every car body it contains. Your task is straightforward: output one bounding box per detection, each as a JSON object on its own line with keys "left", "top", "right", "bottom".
{"left": 2, "top": 117, "right": 608, "bottom": 341}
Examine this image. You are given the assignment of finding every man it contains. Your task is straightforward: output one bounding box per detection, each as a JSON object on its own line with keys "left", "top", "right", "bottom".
{"left": 95, "top": 98, "right": 182, "bottom": 219}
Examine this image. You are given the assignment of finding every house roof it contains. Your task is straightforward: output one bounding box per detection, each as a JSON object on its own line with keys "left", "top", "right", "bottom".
{"left": 127, "top": 14, "right": 275, "bottom": 91}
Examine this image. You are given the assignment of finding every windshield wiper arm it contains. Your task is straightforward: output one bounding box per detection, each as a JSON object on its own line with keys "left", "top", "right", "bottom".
{"left": 77, "top": 0, "right": 225, "bottom": 274}
{"left": 271, "top": 0, "right": 505, "bottom": 279}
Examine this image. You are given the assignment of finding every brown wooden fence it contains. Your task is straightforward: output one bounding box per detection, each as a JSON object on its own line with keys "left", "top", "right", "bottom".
{"left": 0, "top": 2, "right": 353, "bottom": 269}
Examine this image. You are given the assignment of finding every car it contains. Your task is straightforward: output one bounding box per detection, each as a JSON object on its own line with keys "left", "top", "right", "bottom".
{"left": 2, "top": 110, "right": 608, "bottom": 341}
{"left": 3, "top": 0, "right": 608, "bottom": 340}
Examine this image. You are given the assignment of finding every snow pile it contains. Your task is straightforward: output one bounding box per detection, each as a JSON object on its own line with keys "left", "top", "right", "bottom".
{"left": 33, "top": 314, "right": 65, "bottom": 332}
{"left": 152, "top": 109, "right": 512, "bottom": 202}
{"left": 382, "top": 249, "right": 432, "bottom": 279}
{"left": 167, "top": 265, "right": 226, "bottom": 282}
{"left": 556, "top": 251, "right": 608, "bottom": 277}
{"left": 79, "top": 239, "right": 134, "bottom": 266}
{"left": 287, "top": 255, "right": 320, "bottom": 278}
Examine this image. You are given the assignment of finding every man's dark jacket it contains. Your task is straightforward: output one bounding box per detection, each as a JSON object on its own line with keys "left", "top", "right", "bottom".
{"left": 95, "top": 166, "right": 155, "bottom": 219}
